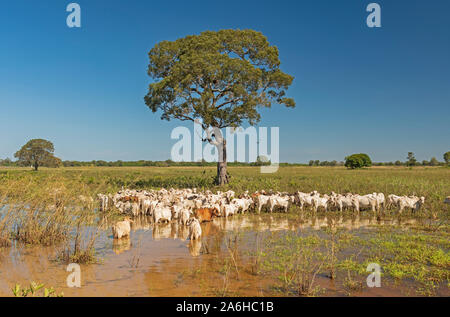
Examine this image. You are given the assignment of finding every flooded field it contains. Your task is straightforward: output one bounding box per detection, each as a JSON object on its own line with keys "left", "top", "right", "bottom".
{"left": 0, "top": 166, "right": 449, "bottom": 297}
{"left": 1, "top": 212, "right": 447, "bottom": 297}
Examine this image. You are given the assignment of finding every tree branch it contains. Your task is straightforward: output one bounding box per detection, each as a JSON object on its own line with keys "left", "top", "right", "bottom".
{"left": 216, "top": 97, "right": 242, "bottom": 109}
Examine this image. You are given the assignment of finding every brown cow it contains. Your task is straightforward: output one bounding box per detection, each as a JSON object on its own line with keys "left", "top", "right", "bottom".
{"left": 119, "top": 196, "right": 139, "bottom": 203}
{"left": 194, "top": 207, "right": 220, "bottom": 223}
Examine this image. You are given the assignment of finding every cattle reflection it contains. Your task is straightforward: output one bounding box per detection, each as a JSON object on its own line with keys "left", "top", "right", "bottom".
{"left": 112, "top": 237, "right": 131, "bottom": 255}
{"left": 152, "top": 223, "right": 172, "bottom": 241}
{"left": 178, "top": 225, "right": 190, "bottom": 241}
{"left": 110, "top": 213, "right": 418, "bottom": 257}
{"left": 188, "top": 240, "right": 202, "bottom": 257}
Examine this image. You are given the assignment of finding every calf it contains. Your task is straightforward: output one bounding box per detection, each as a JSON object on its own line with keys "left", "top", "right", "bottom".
{"left": 112, "top": 218, "right": 133, "bottom": 239}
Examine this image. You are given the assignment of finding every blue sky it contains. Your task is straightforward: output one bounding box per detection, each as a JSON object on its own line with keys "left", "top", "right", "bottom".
{"left": 0, "top": 0, "right": 449, "bottom": 163}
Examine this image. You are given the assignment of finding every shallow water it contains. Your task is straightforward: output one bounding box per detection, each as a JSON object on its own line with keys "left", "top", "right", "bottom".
{"left": 0, "top": 213, "right": 446, "bottom": 297}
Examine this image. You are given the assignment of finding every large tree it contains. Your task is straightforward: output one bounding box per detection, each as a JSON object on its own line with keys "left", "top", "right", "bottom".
{"left": 144, "top": 29, "right": 295, "bottom": 185}
{"left": 14, "top": 139, "right": 60, "bottom": 171}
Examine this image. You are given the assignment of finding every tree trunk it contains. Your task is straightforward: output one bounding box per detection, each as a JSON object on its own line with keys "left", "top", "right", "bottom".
{"left": 34, "top": 162, "right": 39, "bottom": 171}
{"left": 216, "top": 139, "right": 229, "bottom": 185}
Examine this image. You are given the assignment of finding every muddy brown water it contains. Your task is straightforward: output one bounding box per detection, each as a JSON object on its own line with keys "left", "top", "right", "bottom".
{"left": 0, "top": 213, "right": 446, "bottom": 297}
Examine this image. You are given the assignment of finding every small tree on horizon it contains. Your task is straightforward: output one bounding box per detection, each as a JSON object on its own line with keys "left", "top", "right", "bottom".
{"left": 406, "top": 152, "right": 417, "bottom": 167}
{"left": 144, "top": 29, "right": 295, "bottom": 185}
{"left": 429, "top": 157, "right": 439, "bottom": 166}
{"left": 444, "top": 151, "right": 450, "bottom": 165}
{"left": 14, "top": 139, "right": 60, "bottom": 171}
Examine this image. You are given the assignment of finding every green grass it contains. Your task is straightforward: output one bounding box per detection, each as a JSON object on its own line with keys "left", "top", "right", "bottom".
{"left": 1, "top": 165, "right": 448, "bottom": 197}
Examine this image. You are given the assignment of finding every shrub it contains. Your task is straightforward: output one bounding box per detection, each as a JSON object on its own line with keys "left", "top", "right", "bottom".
{"left": 345, "top": 154, "right": 372, "bottom": 169}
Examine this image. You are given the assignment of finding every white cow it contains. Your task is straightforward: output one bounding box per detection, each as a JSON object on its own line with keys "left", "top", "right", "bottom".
{"left": 179, "top": 208, "right": 191, "bottom": 226}
{"left": 268, "top": 195, "right": 290, "bottom": 213}
{"left": 387, "top": 194, "right": 403, "bottom": 209}
{"left": 112, "top": 218, "right": 133, "bottom": 239}
{"left": 311, "top": 194, "right": 330, "bottom": 212}
{"left": 231, "top": 198, "right": 253, "bottom": 214}
{"left": 153, "top": 205, "right": 172, "bottom": 223}
{"left": 330, "top": 194, "right": 353, "bottom": 212}
{"left": 255, "top": 194, "right": 271, "bottom": 213}
{"left": 187, "top": 218, "right": 202, "bottom": 240}
{"left": 398, "top": 196, "right": 425, "bottom": 214}
{"left": 352, "top": 194, "right": 378, "bottom": 212}
{"left": 296, "top": 192, "right": 315, "bottom": 210}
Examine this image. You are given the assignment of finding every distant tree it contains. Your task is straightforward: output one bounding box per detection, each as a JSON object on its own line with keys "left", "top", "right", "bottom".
{"left": 144, "top": 29, "right": 295, "bottom": 185}
{"left": 0, "top": 158, "right": 13, "bottom": 166}
{"left": 319, "top": 161, "right": 329, "bottom": 166}
{"left": 406, "top": 152, "right": 417, "bottom": 167}
{"left": 422, "top": 160, "right": 429, "bottom": 166}
{"left": 345, "top": 155, "right": 364, "bottom": 169}
{"left": 14, "top": 139, "right": 60, "bottom": 171}
{"left": 314, "top": 160, "right": 320, "bottom": 166}
{"left": 308, "top": 160, "right": 314, "bottom": 166}
{"left": 344, "top": 153, "right": 372, "bottom": 169}
{"left": 429, "top": 157, "right": 439, "bottom": 166}
{"left": 330, "top": 160, "right": 337, "bottom": 166}
{"left": 46, "top": 156, "right": 62, "bottom": 168}
{"left": 394, "top": 160, "right": 402, "bottom": 166}
{"left": 444, "top": 151, "right": 450, "bottom": 165}
{"left": 358, "top": 153, "right": 372, "bottom": 167}
{"left": 254, "top": 155, "right": 270, "bottom": 166}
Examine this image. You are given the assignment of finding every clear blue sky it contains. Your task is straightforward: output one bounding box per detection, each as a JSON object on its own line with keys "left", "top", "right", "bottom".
{"left": 1, "top": 0, "right": 449, "bottom": 163}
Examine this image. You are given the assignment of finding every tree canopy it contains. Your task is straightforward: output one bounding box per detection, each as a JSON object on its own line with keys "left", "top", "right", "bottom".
{"left": 144, "top": 29, "right": 294, "bottom": 129}
{"left": 406, "top": 152, "right": 417, "bottom": 167}
{"left": 14, "top": 139, "right": 60, "bottom": 171}
{"left": 345, "top": 153, "right": 372, "bottom": 169}
{"left": 444, "top": 151, "right": 450, "bottom": 165}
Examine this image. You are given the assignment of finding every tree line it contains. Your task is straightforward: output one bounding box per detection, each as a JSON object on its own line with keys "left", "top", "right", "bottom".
{"left": 1, "top": 141, "right": 449, "bottom": 170}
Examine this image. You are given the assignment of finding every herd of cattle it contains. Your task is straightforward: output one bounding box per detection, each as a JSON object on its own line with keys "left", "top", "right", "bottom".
{"left": 99, "top": 188, "right": 436, "bottom": 240}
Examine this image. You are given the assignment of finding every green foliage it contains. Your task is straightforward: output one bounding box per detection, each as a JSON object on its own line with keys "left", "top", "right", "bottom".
{"left": 345, "top": 153, "right": 372, "bottom": 169}
{"left": 444, "top": 151, "right": 450, "bottom": 165}
{"left": 429, "top": 157, "right": 439, "bottom": 166}
{"left": 14, "top": 139, "right": 61, "bottom": 171}
{"left": 260, "top": 232, "right": 326, "bottom": 296}
{"left": 406, "top": 152, "right": 417, "bottom": 167}
{"left": 144, "top": 29, "right": 295, "bottom": 129}
{"left": 12, "top": 282, "right": 63, "bottom": 297}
